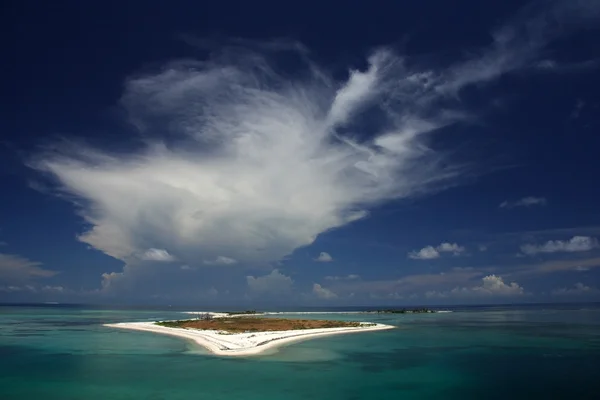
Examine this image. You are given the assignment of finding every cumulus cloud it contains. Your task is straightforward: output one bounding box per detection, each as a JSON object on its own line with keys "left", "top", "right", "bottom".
{"left": 465, "top": 274, "right": 525, "bottom": 296}
{"left": 28, "top": 1, "right": 600, "bottom": 294}
{"left": 408, "top": 242, "right": 465, "bottom": 259}
{"left": 325, "top": 274, "right": 360, "bottom": 281}
{"left": 552, "top": 282, "right": 599, "bottom": 296}
{"left": 315, "top": 252, "right": 333, "bottom": 262}
{"left": 427, "top": 275, "right": 525, "bottom": 298}
{"left": 521, "top": 236, "right": 599, "bottom": 255}
{"left": 140, "top": 248, "right": 176, "bottom": 262}
{"left": 437, "top": 242, "right": 466, "bottom": 255}
{"left": 0, "top": 253, "right": 58, "bottom": 285}
{"left": 500, "top": 196, "right": 547, "bottom": 209}
{"left": 246, "top": 269, "right": 293, "bottom": 296}
{"left": 32, "top": 44, "right": 479, "bottom": 270}
{"left": 408, "top": 246, "right": 440, "bottom": 260}
{"left": 312, "top": 283, "right": 338, "bottom": 299}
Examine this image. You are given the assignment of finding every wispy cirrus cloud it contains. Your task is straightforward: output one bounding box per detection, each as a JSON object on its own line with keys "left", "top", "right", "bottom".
{"left": 521, "top": 236, "right": 599, "bottom": 255}
{"left": 0, "top": 253, "right": 58, "bottom": 285}
{"left": 325, "top": 274, "right": 360, "bottom": 281}
{"left": 500, "top": 196, "right": 547, "bottom": 209}
{"left": 203, "top": 256, "right": 237, "bottom": 266}
{"left": 321, "top": 268, "right": 485, "bottom": 298}
{"left": 0, "top": 284, "right": 65, "bottom": 294}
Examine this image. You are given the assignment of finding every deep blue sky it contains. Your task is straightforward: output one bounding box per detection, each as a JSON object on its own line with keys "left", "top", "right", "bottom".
{"left": 2, "top": 0, "right": 600, "bottom": 306}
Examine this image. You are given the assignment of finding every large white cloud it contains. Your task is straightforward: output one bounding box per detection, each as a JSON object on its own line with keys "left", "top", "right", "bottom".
{"left": 33, "top": 45, "right": 478, "bottom": 269}
{"left": 29, "top": 1, "right": 600, "bottom": 291}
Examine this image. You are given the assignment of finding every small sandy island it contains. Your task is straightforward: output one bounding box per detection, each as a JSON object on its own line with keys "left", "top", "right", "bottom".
{"left": 105, "top": 315, "right": 394, "bottom": 356}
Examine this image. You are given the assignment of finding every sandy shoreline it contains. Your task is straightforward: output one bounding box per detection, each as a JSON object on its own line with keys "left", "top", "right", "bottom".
{"left": 104, "top": 321, "right": 394, "bottom": 356}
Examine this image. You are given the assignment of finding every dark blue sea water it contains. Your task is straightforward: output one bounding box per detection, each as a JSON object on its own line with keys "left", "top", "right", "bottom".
{"left": 1, "top": 304, "right": 599, "bottom": 399}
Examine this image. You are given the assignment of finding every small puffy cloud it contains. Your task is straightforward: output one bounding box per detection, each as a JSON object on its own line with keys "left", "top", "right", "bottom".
{"left": 246, "top": 269, "right": 293, "bottom": 296}
{"left": 324, "top": 274, "right": 360, "bottom": 281}
{"left": 437, "top": 242, "right": 466, "bottom": 255}
{"left": 203, "top": 256, "right": 237, "bottom": 265}
{"left": 315, "top": 252, "right": 333, "bottom": 262}
{"left": 41, "top": 285, "right": 65, "bottom": 293}
{"left": 521, "top": 236, "right": 599, "bottom": 255}
{"left": 312, "top": 283, "right": 338, "bottom": 299}
{"left": 408, "top": 242, "right": 465, "bottom": 259}
{"left": 469, "top": 275, "right": 525, "bottom": 296}
{"left": 408, "top": 246, "right": 439, "bottom": 260}
{"left": 552, "top": 283, "right": 599, "bottom": 296}
{"left": 0, "top": 253, "right": 58, "bottom": 284}
{"left": 140, "top": 248, "right": 176, "bottom": 262}
{"left": 499, "top": 196, "right": 547, "bottom": 209}
{"left": 427, "top": 275, "right": 525, "bottom": 298}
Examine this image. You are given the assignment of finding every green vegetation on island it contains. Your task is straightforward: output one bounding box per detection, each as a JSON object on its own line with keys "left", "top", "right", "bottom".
{"left": 155, "top": 317, "right": 366, "bottom": 334}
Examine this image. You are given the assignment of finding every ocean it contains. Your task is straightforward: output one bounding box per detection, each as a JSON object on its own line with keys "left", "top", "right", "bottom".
{"left": 1, "top": 304, "right": 599, "bottom": 399}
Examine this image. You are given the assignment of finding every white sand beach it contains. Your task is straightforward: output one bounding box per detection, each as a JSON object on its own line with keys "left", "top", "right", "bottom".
{"left": 104, "top": 321, "right": 394, "bottom": 356}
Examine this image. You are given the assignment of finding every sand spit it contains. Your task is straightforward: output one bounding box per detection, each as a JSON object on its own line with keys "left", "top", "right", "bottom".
{"left": 104, "top": 321, "right": 394, "bottom": 356}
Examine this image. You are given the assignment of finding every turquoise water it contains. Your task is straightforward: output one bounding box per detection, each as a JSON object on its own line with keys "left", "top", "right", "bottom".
{"left": 1, "top": 305, "right": 599, "bottom": 399}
